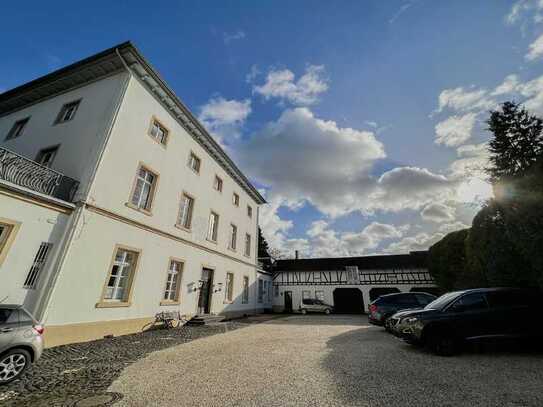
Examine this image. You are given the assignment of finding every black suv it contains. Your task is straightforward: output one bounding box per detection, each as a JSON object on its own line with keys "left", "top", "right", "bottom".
{"left": 368, "top": 292, "right": 436, "bottom": 326}
{"left": 396, "top": 287, "right": 542, "bottom": 356}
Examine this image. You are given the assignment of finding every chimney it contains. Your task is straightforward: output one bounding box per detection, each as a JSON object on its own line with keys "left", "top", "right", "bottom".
{"left": 295, "top": 250, "right": 299, "bottom": 260}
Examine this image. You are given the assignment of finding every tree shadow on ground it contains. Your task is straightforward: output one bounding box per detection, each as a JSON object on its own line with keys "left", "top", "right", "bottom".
{"left": 321, "top": 322, "right": 543, "bottom": 407}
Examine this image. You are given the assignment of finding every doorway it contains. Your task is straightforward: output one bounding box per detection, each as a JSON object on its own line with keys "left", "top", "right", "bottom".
{"left": 284, "top": 291, "right": 293, "bottom": 313}
{"left": 198, "top": 268, "right": 214, "bottom": 314}
{"left": 333, "top": 288, "right": 364, "bottom": 314}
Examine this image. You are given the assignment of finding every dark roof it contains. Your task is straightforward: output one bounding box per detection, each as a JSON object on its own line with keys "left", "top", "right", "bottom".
{"left": 0, "top": 41, "right": 265, "bottom": 205}
{"left": 274, "top": 251, "right": 428, "bottom": 272}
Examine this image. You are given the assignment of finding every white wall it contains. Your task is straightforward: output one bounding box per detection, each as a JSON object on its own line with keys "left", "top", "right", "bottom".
{"left": 0, "top": 192, "right": 71, "bottom": 315}
{"left": 0, "top": 72, "right": 129, "bottom": 199}
{"left": 89, "top": 75, "right": 259, "bottom": 264}
{"left": 44, "top": 207, "right": 258, "bottom": 326}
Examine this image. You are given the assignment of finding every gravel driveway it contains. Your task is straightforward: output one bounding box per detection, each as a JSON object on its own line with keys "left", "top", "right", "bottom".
{"left": 110, "top": 314, "right": 543, "bottom": 407}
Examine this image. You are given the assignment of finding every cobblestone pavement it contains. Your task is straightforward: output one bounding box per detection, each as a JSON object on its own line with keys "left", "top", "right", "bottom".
{"left": 0, "top": 319, "right": 258, "bottom": 407}
{"left": 110, "top": 315, "right": 543, "bottom": 407}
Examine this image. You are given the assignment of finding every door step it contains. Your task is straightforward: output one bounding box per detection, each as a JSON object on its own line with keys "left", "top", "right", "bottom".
{"left": 186, "top": 314, "right": 226, "bottom": 326}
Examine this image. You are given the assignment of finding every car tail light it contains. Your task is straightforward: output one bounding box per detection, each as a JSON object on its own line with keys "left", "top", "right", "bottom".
{"left": 33, "top": 325, "right": 44, "bottom": 335}
{"left": 369, "top": 304, "right": 378, "bottom": 314}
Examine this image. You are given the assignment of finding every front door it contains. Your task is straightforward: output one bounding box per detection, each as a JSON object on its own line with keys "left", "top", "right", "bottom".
{"left": 284, "top": 291, "right": 293, "bottom": 313}
{"left": 198, "top": 268, "right": 214, "bottom": 314}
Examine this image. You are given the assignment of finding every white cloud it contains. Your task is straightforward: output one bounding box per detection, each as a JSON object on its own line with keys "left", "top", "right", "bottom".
{"left": 526, "top": 33, "right": 543, "bottom": 60}
{"left": 435, "top": 113, "right": 477, "bottom": 147}
{"left": 223, "top": 30, "right": 246, "bottom": 44}
{"left": 492, "top": 74, "right": 520, "bottom": 95}
{"left": 420, "top": 202, "right": 456, "bottom": 223}
{"left": 372, "top": 167, "right": 457, "bottom": 212}
{"left": 253, "top": 65, "right": 329, "bottom": 106}
{"left": 436, "top": 87, "right": 494, "bottom": 113}
{"left": 384, "top": 232, "right": 445, "bottom": 254}
{"left": 245, "top": 64, "right": 260, "bottom": 84}
{"left": 506, "top": 0, "right": 543, "bottom": 25}
{"left": 199, "top": 97, "right": 251, "bottom": 145}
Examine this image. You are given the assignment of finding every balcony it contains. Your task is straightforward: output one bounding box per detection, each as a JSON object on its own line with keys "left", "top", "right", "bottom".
{"left": 0, "top": 147, "right": 79, "bottom": 202}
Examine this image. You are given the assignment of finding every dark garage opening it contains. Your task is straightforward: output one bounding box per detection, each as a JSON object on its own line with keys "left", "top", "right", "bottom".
{"left": 333, "top": 288, "right": 364, "bottom": 314}
{"left": 369, "top": 287, "right": 401, "bottom": 302}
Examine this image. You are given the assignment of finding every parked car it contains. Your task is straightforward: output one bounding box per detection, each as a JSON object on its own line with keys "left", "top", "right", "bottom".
{"left": 368, "top": 292, "right": 436, "bottom": 327}
{"left": 394, "top": 287, "right": 543, "bottom": 356}
{"left": 300, "top": 298, "right": 334, "bottom": 314}
{"left": 0, "top": 305, "right": 44, "bottom": 384}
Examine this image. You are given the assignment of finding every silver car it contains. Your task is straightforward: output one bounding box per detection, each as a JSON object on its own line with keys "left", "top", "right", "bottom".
{"left": 0, "top": 304, "right": 44, "bottom": 385}
{"left": 300, "top": 298, "right": 334, "bottom": 314}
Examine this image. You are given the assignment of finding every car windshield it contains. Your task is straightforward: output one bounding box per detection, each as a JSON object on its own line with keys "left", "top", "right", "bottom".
{"left": 424, "top": 291, "right": 463, "bottom": 310}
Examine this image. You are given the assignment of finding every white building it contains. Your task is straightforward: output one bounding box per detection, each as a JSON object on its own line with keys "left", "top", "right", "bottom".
{"left": 0, "top": 42, "right": 267, "bottom": 347}
{"left": 271, "top": 252, "right": 438, "bottom": 313}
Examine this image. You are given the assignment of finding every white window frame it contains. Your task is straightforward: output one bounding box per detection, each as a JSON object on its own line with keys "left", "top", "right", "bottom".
{"left": 149, "top": 118, "right": 169, "bottom": 145}
{"left": 213, "top": 175, "right": 223, "bottom": 192}
{"left": 177, "top": 193, "right": 194, "bottom": 229}
{"left": 130, "top": 165, "right": 158, "bottom": 212}
{"left": 102, "top": 247, "right": 139, "bottom": 303}
{"left": 244, "top": 233, "right": 251, "bottom": 257}
{"left": 163, "top": 259, "right": 183, "bottom": 302}
{"left": 188, "top": 152, "right": 201, "bottom": 173}
{"left": 242, "top": 276, "right": 249, "bottom": 304}
{"left": 55, "top": 100, "right": 80, "bottom": 124}
{"left": 229, "top": 224, "right": 237, "bottom": 251}
{"left": 5, "top": 117, "right": 30, "bottom": 140}
{"left": 207, "top": 211, "right": 219, "bottom": 242}
{"left": 225, "top": 272, "right": 234, "bottom": 302}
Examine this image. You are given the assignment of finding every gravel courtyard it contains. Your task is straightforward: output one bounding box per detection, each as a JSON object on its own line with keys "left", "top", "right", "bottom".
{"left": 110, "top": 314, "right": 543, "bottom": 407}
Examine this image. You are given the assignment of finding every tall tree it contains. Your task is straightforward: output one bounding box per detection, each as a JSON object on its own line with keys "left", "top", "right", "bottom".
{"left": 487, "top": 101, "right": 543, "bottom": 183}
{"left": 257, "top": 226, "right": 270, "bottom": 259}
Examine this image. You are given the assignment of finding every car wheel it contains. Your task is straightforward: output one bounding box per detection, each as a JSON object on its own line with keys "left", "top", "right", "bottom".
{"left": 427, "top": 331, "right": 457, "bottom": 356}
{"left": 301, "top": 309, "right": 307, "bottom": 315}
{"left": 0, "top": 349, "right": 31, "bottom": 385}
{"left": 324, "top": 309, "right": 331, "bottom": 315}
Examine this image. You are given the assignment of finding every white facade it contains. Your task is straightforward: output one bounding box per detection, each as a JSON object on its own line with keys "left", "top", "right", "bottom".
{"left": 0, "top": 42, "right": 266, "bottom": 346}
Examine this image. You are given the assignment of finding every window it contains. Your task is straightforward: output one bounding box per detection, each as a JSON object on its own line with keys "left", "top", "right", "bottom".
{"left": 242, "top": 276, "right": 249, "bottom": 304}
{"left": 267, "top": 281, "right": 272, "bottom": 303}
{"left": 163, "top": 260, "right": 183, "bottom": 302}
{"left": 414, "top": 293, "right": 434, "bottom": 306}
{"left": 345, "top": 266, "right": 359, "bottom": 284}
{"left": 5, "top": 117, "right": 30, "bottom": 140}
{"left": 232, "top": 192, "right": 240, "bottom": 206}
{"left": 228, "top": 224, "right": 237, "bottom": 250}
{"left": 188, "top": 152, "right": 201, "bottom": 173}
{"left": 315, "top": 290, "right": 324, "bottom": 302}
{"left": 177, "top": 193, "right": 194, "bottom": 229}
{"left": 274, "top": 285, "right": 279, "bottom": 297}
{"left": 130, "top": 166, "right": 158, "bottom": 212}
{"left": 257, "top": 279, "right": 263, "bottom": 303}
{"left": 247, "top": 205, "right": 253, "bottom": 218}
{"left": 213, "top": 175, "right": 223, "bottom": 192}
{"left": 55, "top": 100, "right": 80, "bottom": 124}
{"left": 302, "top": 290, "right": 311, "bottom": 300}
{"left": 36, "top": 146, "right": 59, "bottom": 168}
{"left": 149, "top": 118, "right": 168, "bottom": 145}
{"left": 244, "top": 233, "right": 251, "bottom": 257}
{"left": 207, "top": 212, "right": 219, "bottom": 242}
{"left": 0, "top": 221, "right": 18, "bottom": 265}
{"left": 23, "top": 242, "right": 53, "bottom": 289}
{"left": 449, "top": 293, "right": 488, "bottom": 313}
{"left": 102, "top": 247, "right": 139, "bottom": 302}
{"left": 225, "top": 272, "right": 234, "bottom": 302}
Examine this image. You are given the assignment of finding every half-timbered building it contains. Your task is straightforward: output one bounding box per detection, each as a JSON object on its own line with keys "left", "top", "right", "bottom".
{"left": 271, "top": 251, "right": 437, "bottom": 313}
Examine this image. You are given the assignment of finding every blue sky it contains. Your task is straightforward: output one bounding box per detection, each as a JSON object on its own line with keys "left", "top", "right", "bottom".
{"left": 3, "top": 1, "right": 543, "bottom": 258}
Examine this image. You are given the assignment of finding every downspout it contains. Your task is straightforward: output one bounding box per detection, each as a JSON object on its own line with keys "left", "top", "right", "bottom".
{"left": 37, "top": 48, "right": 132, "bottom": 323}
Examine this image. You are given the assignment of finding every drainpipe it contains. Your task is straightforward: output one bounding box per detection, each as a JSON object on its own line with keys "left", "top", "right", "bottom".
{"left": 37, "top": 48, "right": 132, "bottom": 323}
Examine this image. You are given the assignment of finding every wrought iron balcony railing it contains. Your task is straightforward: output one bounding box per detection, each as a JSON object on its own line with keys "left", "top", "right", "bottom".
{"left": 0, "top": 147, "right": 79, "bottom": 202}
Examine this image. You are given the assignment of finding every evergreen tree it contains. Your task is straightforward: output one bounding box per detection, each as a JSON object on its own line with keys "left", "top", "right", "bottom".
{"left": 257, "top": 227, "right": 270, "bottom": 259}
{"left": 487, "top": 101, "right": 543, "bottom": 183}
